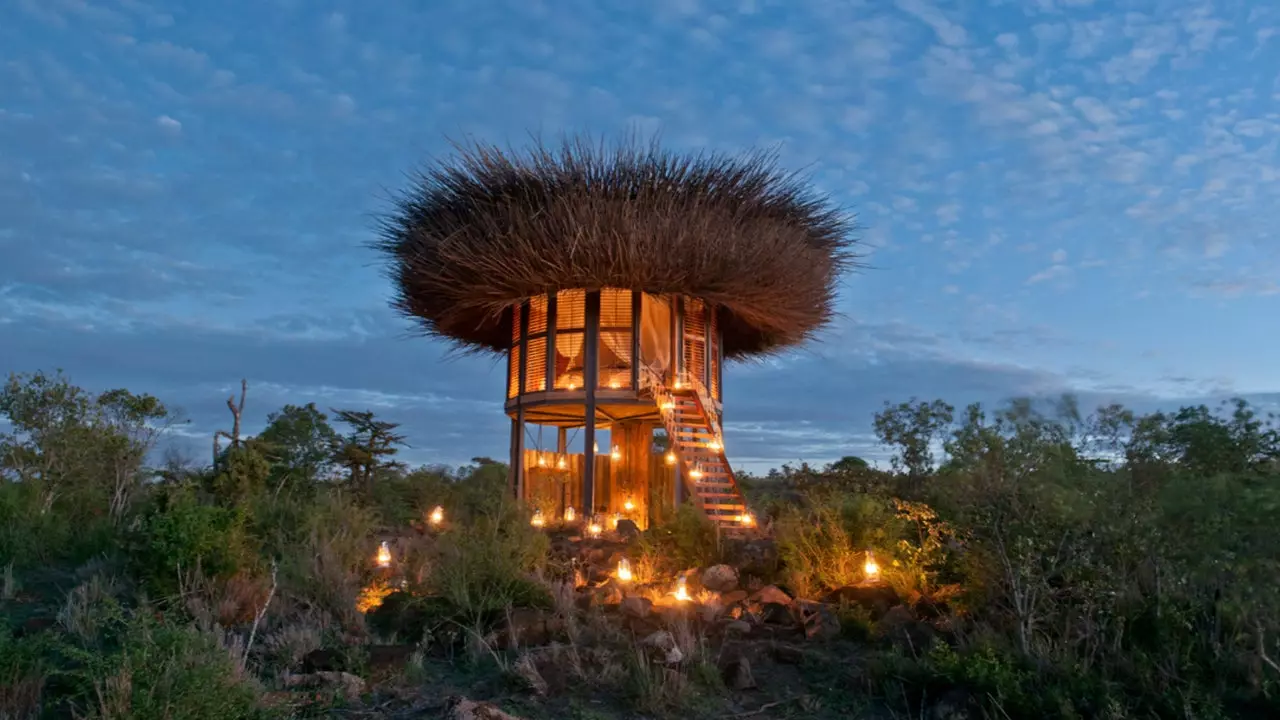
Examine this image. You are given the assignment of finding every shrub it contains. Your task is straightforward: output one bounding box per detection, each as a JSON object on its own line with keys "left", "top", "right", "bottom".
{"left": 127, "top": 485, "right": 254, "bottom": 601}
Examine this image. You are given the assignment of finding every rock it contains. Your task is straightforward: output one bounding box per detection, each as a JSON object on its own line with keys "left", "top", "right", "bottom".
{"left": 759, "top": 602, "right": 794, "bottom": 626}
{"left": 621, "top": 596, "right": 653, "bottom": 619}
{"left": 449, "top": 697, "right": 527, "bottom": 720}
{"left": 770, "top": 643, "right": 808, "bottom": 665}
{"left": 876, "top": 605, "right": 935, "bottom": 652}
{"left": 719, "top": 589, "right": 748, "bottom": 605}
{"left": 723, "top": 620, "right": 752, "bottom": 635}
{"left": 592, "top": 580, "right": 624, "bottom": 607}
{"left": 823, "top": 583, "right": 901, "bottom": 620}
{"left": 701, "top": 564, "right": 739, "bottom": 593}
{"left": 721, "top": 655, "right": 757, "bottom": 690}
{"left": 616, "top": 519, "right": 641, "bottom": 541}
{"left": 512, "top": 654, "right": 548, "bottom": 696}
{"left": 498, "top": 608, "right": 565, "bottom": 648}
{"left": 750, "top": 585, "right": 792, "bottom": 607}
{"left": 929, "top": 688, "right": 975, "bottom": 720}
{"left": 723, "top": 538, "right": 780, "bottom": 576}
{"left": 797, "top": 602, "right": 841, "bottom": 641}
{"left": 641, "top": 630, "right": 685, "bottom": 665}
{"left": 285, "top": 671, "right": 366, "bottom": 702}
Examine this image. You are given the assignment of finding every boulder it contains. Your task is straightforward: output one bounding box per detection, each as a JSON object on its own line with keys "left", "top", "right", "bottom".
{"left": 750, "top": 585, "right": 792, "bottom": 607}
{"left": 797, "top": 601, "right": 841, "bottom": 641}
{"left": 284, "top": 671, "right": 366, "bottom": 702}
{"left": 621, "top": 596, "right": 653, "bottom": 619}
{"left": 875, "top": 604, "right": 936, "bottom": 652}
{"left": 719, "top": 589, "right": 748, "bottom": 605}
{"left": 701, "top": 564, "right": 739, "bottom": 593}
{"left": 449, "top": 697, "right": 527, "bottom": 720}
{"left": 641, "top": 630, "right": 684, "bottom": 665}
{"left": 721, "top": 655, "right": 757, "bottom": 690}
{"left": 823, "top": 583, "right": 901, "bottom": 620}
{"left": 615, "top": 519, "right": 641, "bottom": 541}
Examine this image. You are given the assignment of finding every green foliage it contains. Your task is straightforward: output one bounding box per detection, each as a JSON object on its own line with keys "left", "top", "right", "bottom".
{"left": 128, "top": 485, "right": 253, "bottom": 600}
{"left": 255, "top": 403, "right": 341, "bottom": 488}
{"left": 430, "top": 496, "right": 551, "bottom": 628}
{"left": 639, "top": 502, "right": 723, "bottom": 571}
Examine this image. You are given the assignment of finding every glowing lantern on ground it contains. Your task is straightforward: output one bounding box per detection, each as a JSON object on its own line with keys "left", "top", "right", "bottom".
{"left": 587, "top": 518, "right": 602, "bottom": 537}
{"left": 864, "top": 550, "right": 880, "bottom": 579}
{"left": 429, "top": 506, "right": 444, "bottom": 526}
{"left": 375, "top": 541, "right": 392, "bottom": 568}
{"left": 673, "top": 575, "right": 691, "bottom": 602}
{"left": 531, "top": 509, "right": 545, "bottom": 528}
{"left": 616, "top": 558, "right": 633, "bottom": 583}
{"left": 623, "top": 497, "right": 635, "bottom": 512}
{"left": 564, "top": 506, "right": 576, "bottom": 523}
{"left": 665, "top": 451, "right": 677, "bottom": 465}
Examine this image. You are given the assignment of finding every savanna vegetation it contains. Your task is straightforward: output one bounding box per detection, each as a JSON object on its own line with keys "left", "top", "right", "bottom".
{"left": 2, "top": 369, "right": 1277, "bottom": 719}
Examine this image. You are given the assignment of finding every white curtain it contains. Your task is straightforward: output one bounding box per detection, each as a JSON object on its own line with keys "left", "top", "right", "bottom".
{"left": 639, "top": 294, "right": 671, "bottom": 375}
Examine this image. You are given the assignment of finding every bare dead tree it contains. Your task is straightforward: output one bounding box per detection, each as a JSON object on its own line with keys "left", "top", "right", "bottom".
{"left": 213, "top": 379, "right": 248, "bottom": 466}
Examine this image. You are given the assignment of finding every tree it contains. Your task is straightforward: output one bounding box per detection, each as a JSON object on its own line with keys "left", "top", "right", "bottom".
{"left": 873, "top": 398, "right": 954, "bottom": 491}
{"left": 330, "top": 409, "right": 407, "bottom": 496}
{"left": 257, "top": 403, "right": 341, "bottom": 491}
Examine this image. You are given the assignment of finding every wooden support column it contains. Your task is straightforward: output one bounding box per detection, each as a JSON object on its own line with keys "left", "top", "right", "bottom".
{"left": 509, "top": 302, "right": 529, "bottom": 499}
{"left": 612, "top": 420, "right": 654, "bottom": 529}
{"left": 672, "top": 296, "right": 685, "bottom": 508}
{"left": 557, "top": 426, "right": 568, "bottom": 515}
{"left": 582, "top": 291, "right": 600, "bottom": 514}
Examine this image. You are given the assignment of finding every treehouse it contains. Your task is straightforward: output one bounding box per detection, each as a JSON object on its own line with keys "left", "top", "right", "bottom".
{"left": 375, "top": 137, "right": 855, "bottom": 531}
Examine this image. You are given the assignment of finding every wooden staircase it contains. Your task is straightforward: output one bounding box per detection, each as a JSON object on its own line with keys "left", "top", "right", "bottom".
{"left": 642, "top": 368, "right": 751, "bottom": 531}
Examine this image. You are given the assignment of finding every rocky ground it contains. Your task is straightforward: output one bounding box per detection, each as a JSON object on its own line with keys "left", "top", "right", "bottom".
{"left": 269, "top": 527, "right": 969, "bottom": 720}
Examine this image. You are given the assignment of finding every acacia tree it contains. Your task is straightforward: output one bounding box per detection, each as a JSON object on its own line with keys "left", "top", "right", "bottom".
{"left": 330, "top": 409, "right": 407, "bottom": 497}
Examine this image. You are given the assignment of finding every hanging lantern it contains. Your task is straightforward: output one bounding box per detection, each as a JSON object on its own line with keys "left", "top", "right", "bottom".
{"left": 375, "top": 541, "right": 392, "bottom": 568}
{"left": 864, "top": 550, "right": 880, "bottom": 579}
{"left": 530, "top": 508, "right": 545, "bottom": 528}
{"left": 665, "top": 450, "right": 677, "bottom": 466}
{"left": 616, "top": 557, "right": 633, "bottom": 583}
{"left": 673, "top": 575, "right": 691, "bottom": 602}
{"left": 610, "top": 445, "right": 621, "bottom": 461}
{"left": 428, "top": 505, "right": 444, "bottom": 526}
{"left": 564, "top": 506, "right": 576, "bottom": 523}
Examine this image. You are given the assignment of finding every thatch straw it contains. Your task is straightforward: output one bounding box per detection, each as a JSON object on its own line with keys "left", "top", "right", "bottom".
{"left": 373, "top": 136, "right": 858, "bottom": 359}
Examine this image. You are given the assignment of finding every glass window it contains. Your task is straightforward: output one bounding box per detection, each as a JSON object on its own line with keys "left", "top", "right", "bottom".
{"left": 598, "top": 289, "right": 633, "bottom": 390}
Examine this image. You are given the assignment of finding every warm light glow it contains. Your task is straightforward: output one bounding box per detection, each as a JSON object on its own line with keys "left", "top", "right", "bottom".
{"left": 709, "top": 439, "right": 722, "bottom": 452}
{"left": 661, "top": 400, "right": 675, "bottom": 411}
{"left": 623, "top": 497, "right": 635, "bottom": 511}
{"left": 608, "top": 380, "right": 620, "bottom": 389}
{"left": 611, "top": 445, "right": 621, "bottom": 461}
{"left": 557, "top": 456, "right": 567, "bottom": 470}
{"left": 739, "top": 511, "right": 756, "bottom": 528}
{"left": 593, "top": 441, "right": 598, "bottom": 453}
{"left": 375, "top": 541, "right": 391, "bottom": 568}
{"left": 428, "top": 506, "right": 444, "bottom": 526}
{"left": 864, "top": 550, "right": 880, "bottom": 579}
{"left": 673, "top": 575, "right": 691, "bottom": 602}
{"left": 689, "top": 465, "right": 704, "bottom": 480}
{"left": 564, "top": 506, "right": 576, "bottom": 523}
{"left": 665, "top": 451, "right": 677, "bottom": 465}
{"left": 567, "top": 383, "right": 576, "bottom": 391}
{"left": 616, "top": 558, "right": 633, "bottom": 583}
{"left": 531, "top": 509, "right": 545, "bottom": 528}
{"left": 587, "top": 520, "right": 602, "bottom": 537}
{"left": 537, "top": 454, "right": 547, "bottom": 467}
{"left": 610, "top": 512, "right": 621, "bottom": 530}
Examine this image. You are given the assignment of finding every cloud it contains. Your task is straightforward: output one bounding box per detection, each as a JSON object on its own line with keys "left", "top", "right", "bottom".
{"left": 156, "top": 115, "right": 181, "bottom": 134}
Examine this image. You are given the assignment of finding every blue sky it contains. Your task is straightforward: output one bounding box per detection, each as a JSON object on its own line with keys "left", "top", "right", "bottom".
{"left": 2, "top": 0, "right": 1278, "bottom": 471}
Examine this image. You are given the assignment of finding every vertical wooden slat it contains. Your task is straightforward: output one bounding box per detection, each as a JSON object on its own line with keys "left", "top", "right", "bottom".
{"left": 545, "top": 292, "right": 557, "bottom": 393}
{"left": 631, "top": 290, "right": 642, "bottom": 391}
{"left": 583, "top": 291, "right": 600, "bottom": 514}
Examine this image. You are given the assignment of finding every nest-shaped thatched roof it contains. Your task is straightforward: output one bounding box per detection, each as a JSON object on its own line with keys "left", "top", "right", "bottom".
{"left": 374, "top": 136, "right": 858, "bottom": 359}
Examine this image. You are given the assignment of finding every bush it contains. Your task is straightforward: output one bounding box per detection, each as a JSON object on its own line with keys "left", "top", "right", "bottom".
{"left": 127, "top": 485, "right": 254, "bottom": 601}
